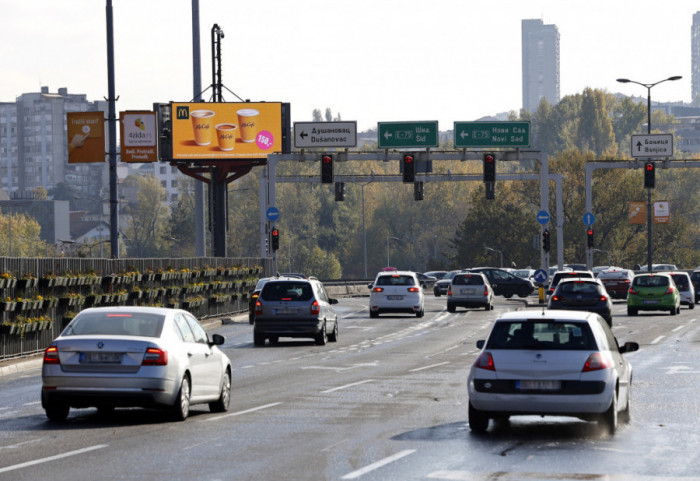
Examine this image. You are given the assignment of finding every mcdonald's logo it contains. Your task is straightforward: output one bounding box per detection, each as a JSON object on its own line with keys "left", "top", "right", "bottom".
{"left": 175, "top": 106, "right": 190, "bottom": 119}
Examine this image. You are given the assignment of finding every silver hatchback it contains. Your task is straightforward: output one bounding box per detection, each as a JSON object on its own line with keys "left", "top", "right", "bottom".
{"left": 447, "top": 272, "right": 494, "bottom": 311}
{"left": 253, "top": 276, "right": 339, "bottom": 346}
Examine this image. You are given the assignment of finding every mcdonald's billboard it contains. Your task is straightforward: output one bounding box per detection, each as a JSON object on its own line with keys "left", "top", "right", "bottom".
{"left": 171, "top": 102, "right": 284, "bottom": 160}
{"left": 67, "top": 112, "right": 105, "bottom": 163}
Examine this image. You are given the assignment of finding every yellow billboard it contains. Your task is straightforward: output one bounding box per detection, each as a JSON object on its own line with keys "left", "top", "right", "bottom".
{"left": 171, "top": 102, "right": 283, "bottom": 160}
{"left": 629, "top": 202, "right": 646, "bottom": 224}
{"left": 67, "top": 112, "right": 105, "bottom": 163}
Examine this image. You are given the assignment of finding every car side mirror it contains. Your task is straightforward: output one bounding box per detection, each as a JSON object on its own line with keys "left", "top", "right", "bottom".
{"left": 210, "top": 333, "right": 225, "bottom": 346}
{"left": 620, "top": 341, "right": 639, "bottom": 354}
{"left": 367, "top": 283, "right": 373, "bottom": 289}
{"left": 476, "top": 340, "right": 485, "bottom": 349}
{"left": 329, "top": 298, "right": 339, "bottom": 305}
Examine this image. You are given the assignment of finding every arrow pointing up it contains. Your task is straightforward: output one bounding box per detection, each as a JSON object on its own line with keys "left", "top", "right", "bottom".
{"left": 636, "top": 141, "right": 642, "bottom": 151}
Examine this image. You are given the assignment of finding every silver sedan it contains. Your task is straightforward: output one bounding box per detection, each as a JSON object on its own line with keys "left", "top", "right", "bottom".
{"left": 41, "top": 307, "right": 232, "bottom": 422}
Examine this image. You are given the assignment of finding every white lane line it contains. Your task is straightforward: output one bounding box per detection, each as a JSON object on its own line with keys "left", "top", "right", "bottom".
{"left": 321, "top": 379, "right": 375, "bottom": 394}
{"left": 0, "top": 444, "right": 108, "bottom": 474}
{"left": 672, "top": 325, "right": 684, "bottom": 332}
{"left": 409, "top": 362, "right": 450, "bottom": 372}
{"left": 206, "top": 402, "right": 282, "bottom": 421}
{"left": 651, "top": 336, "right": 665, "bottom": 345}
{"left": 341, "top": 449, "right": 416, "bottom": 479}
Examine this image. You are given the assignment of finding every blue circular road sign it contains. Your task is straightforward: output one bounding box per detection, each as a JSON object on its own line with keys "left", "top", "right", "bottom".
{"left": 536, "top": 211, "right": 550, "bottom": 225}
{"left": 583, "top": 212, "right": 595, "bottom": 226}
{"left": 533, "top": 269, "right": 548, "bottom": 284}
{"left": 266, "top": 207, "right": 280, "bottom": 222}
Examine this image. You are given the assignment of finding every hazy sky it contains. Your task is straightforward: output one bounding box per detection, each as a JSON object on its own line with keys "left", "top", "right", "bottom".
{"left": 1, "top": 0, "right": 697, "bottom": 132}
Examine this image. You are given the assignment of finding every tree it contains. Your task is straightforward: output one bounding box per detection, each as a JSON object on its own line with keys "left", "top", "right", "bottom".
{"left": 576, "top": 88, "right": 615, "bottom": 156}
{"left": 0, "top": 208, "right": 47, "bottom": 257}
{"left": 122, "top": 175, "right": 171, "bottom": 257}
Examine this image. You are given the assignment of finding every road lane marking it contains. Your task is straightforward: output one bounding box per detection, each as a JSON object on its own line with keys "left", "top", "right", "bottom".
{"left": 341, "top": 449, "right": 416, "bottom": 479}
{"left": 321, "top": 379, "right": 374, "bottom": 394}
{"left": 650, "top": 336, "right": 665, "bottom": 345}
{"left": 0, "top": 444, "right": 108, "bottom": 474}
{"left": 206, "top": 402, "right": 282, "bottom": 421}
{"left": 409, "top": 362, "right": 450, "bottom": 372}
{"left": 672, "top": 325, "right": 684, "bottom": 332}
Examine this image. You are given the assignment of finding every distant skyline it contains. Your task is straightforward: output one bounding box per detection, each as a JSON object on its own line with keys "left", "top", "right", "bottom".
{"left": 1, "top": 0, "right": 698, "bottom": 132}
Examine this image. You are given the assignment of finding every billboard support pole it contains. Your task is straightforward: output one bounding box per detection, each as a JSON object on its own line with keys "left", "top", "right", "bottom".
{"left": 105, "top": 0, "right": 120, "bottom": 258}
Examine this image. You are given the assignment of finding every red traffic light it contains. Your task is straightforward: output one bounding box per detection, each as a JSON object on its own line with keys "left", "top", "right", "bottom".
{"left": 271, "top": 229, "right": 279, "bottom": 237}
{"left": 322, "top": 155, "right": 332, "bottom": 164}
{"left": 404, "top": 155, "right": 414, "bottom": 164}
{"left": 484, "top": 154, "right": 495, "bottom": 163}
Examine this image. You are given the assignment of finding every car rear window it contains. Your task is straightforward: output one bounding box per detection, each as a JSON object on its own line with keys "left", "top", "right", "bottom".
{"left": 375, "top": 275, "right": 416, "bottom": 286}
{"left": 261, "top": 281, "right": 313, "bottom": 301}
{"left": 633, "top": 275, "right": 669, "bottom": 287}
{"left": 669, "top": 275, "right": 689, "bottom": 290}
{"left": 453, "top": 275, "right": 484, "bottom": 286}
{"left": 558, "top": 281, "right": 600, "bottom": 295}
{"left": 486, "top": 321, "right": 596, "bottom": 350}
{"left": 63, "top": 312, "right": 165, "bottom": 337}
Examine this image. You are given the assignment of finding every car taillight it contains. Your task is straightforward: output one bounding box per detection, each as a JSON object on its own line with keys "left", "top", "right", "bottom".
{"left": 142, "top": 347, "right": 168, "bottom": 366}
{"left": 483, "top": 289, "right": 489, "bottom": 296}
{"left": 629, "top": 287, "right": 638, "bottom": 295}
{"left": 252, "top": 293, "right": 259, "bottom": 300}
{"left": 43, "top": 346, "right": 60, "bottom": 365}
{"left": 255, "top": 300, "right": 262, "bottom": 315}
{"left": 407, "top": 287, "right": 420, "bottom": 293}
{"left": 551, "top": 295, "right": 561, "bottom": 302}
{"left": 473, "top": 352, "right": 495, "bottom": 371}
{"left": 665, "top": 287, "right": 675, "bottom": 295}
{"left": 372, "top": 287, "right": 384, "bottom": 292}
{"left": 311, "top": 300, "right": 320, "bottom": 315}
{"left": 447, "top": 289, "right": 452, "bottom": 296}
{"left": 582, "top": 352, "right": 613, "bottom": 372}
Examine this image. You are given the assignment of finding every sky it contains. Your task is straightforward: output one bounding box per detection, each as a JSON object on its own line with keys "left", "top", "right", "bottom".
{"left": 1, "top": 0, "right": 698, "bottom": 133}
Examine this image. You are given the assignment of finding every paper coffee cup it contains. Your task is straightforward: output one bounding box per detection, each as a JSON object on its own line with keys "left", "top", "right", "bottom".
{"left": 191, "top": 110, "right": 215, "bottom": 145}
{"left": 237, "top": 109, "right": 260, "bottom": 143}
{"left": 215, "top": 123, "right": 238, "bottom": 151}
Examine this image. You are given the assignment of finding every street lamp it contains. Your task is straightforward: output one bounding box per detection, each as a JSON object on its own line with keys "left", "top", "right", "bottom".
{"left": 592, "top": 248, "right": 612, "bottom": 266}
{"left": 616, "top": 75, "right": 681, "bottom": 272}
{"left": 484, "top": 246, "right": 503, "bottom": 268}
{"left": 386, "top": 236, "right": 400, "bottom": 268}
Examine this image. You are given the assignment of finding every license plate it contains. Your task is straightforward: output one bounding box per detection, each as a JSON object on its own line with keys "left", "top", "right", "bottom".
{"left": 642, "top": 299, "right": 659, "bottom": 304}
{"left": 516, "top": 380, "right": 561, "bottom": 391}
{"left": 460, "top": 288, "right": 475, "bottom": 295}
{"left": 80, "top": 352, "right": 122, "bottom": 364}
{"left": 387, "top": 295, "right": 403, "bottom": 300}
{"left": 274, "top": 308, "right": 297, "bottom": 315}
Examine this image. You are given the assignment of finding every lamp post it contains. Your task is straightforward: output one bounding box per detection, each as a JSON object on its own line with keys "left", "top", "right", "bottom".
{"left": 485, "top": 246, "right": 503, "bottom": 268}
{"left": 592, "top": 248, "right": 611, "bottom": 267}
{"left": 386, "top": 236, "right": 400, "bottom": 268}
{"left": 616, "top": 75, "right": 681, "bottom": 272}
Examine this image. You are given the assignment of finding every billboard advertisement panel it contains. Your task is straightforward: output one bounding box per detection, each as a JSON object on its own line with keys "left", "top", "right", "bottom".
{"left": 67, "top": 112, "right": 105, "bottom": 163}
{"left": 120, "top": 111, "right": 157, "bottom": 162}
{"left": 171, "top": 102, "right": 283, "bottom": 160}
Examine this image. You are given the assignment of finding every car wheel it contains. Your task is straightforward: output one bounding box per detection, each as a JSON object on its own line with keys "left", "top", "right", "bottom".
{"left": 248, "top": 313, "right": 254, "bottom": 325}
{"left": 447, "top": 303, "right": 455, "bottom": 313}
{"left": 619, "top": 381, "right": 631, "bottom": 424}
{"left": 600, "top": 391, "right": 617, "bottom": 435}
{"left": 606, "top": 315, "right": 613, "bottom": 327}
{"left": 517, "top": 287, "right": 530, "bottom": 298}
{"left": 503, "top": 294, "right": 513, "bottom": 299}
{"left": 45, "top": 401, "right": 70, "bottom": 422}
{"left": 490, "top": 303, "right": 495, "bottom": 310}
{"left": 677, "top": 305, "right": 682, "bottom": 314}
{"left": 315, "top": 322, "right": 328, "bottom": 346}
{"left": 416, "top": 308, "right": 424, "bottom": 318}
{"left": 484, "top": 302, "right": 491, "bottom": 311}
{"left": 369, "top": 310, "right": 378, "bottom": 318}
{"left": 328, "top": 321, "right": 339, "bottom": 342}
{"left": 268, "top": 336, "right": 279, "bottom": 345}
{"left": 670, "top": 306, "right": 677, "bottom": 316}
{"left": 434, "top": 290, "right": 441, "bottom": 297}
{"left": 171, "top": 375, "right": 191, "bottom": 421}
{"left": 209, "top": 369, "right": 231, "bottom": 413}
{"left": 689, "top": 302, "right": 695, "bottom": 310}
{"left": 468, "top": 402, "right": 489, "bottom": 433}
{"left": 627, "top": 307, "right": 637, "bottom": 316}
{"left": 253, "top": 331, "right": 266, "bottom": 346}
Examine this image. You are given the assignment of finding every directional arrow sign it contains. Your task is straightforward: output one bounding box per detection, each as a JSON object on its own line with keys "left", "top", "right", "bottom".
{"left": 377, "top": 121, "right": 439, "bottom": 149}
{"left": 294, "top": 121, "right": 357, "bottom": 148}
{"left": 454, "top": 121, "right": 530, "bottom": 148}
{"left": 630, "top": 134, "right": 673, "bottom": 158}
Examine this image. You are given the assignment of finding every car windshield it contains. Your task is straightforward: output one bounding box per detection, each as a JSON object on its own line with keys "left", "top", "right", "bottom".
{"left": 261, "top": 281, "right": 313, "bottom": 301}
{"left": 633, "top": 275, "right": 669, "bottom": 287}
{"left": 376, "top": 275, "right": 416, "bottom": 286}
{"left": 453, "top": 275, "right": 484, "bottom": 286}
{"left": 63, "top": 312, "right": 165, "bottom": 337}
{"left": 558, "top": 281, "right": 599, "bottom": 295}
{"left": 486, "top": 320, "right": 596, "bottom": 350}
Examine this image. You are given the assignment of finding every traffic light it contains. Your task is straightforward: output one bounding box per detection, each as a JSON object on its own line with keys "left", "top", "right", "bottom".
{"left": 321, "top": 154, "right": 333, "bottom": 183}
{"left": 335, "top": 182, "right": 345, "bottom": 201}
{"left": 271, "top": 227, "right": 280, "bottom": 251}
{"left": 483, "top": 153, "right": 496, "bottom": 182}
{"left": 542, "top": 229, "right": 551, "bottom": 253}
{"left": 402, "top": 154, "right": 415, "bottom": 183}
{"left": 644, "top": 161, "right": 655, "bottom": 188}
{"left": 586, "top": 228, "right": 594, "bottom": 248}
{"left": 414, "top": 181, "right": 424, "bottom": 201}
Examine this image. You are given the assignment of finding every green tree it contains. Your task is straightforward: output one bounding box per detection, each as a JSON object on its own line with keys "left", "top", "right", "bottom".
{"left": 0, "top": 208, "right": 46, "bottom": 257}
{"left": 122, "top": 175, "right": 171, "bottom": 257}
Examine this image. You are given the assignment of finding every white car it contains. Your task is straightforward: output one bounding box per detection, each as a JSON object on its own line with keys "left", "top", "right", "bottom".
{"left": 447, "top": 272, "right": 494, "bottom": 312}
{"left": 668, "top": 271, "right": 695, "bottom": 309}
{"left": 369, "top": 271, "right": 424, "bottom": 318}
{"left": 467, "top": 310, "right": 639, "bottom": 434}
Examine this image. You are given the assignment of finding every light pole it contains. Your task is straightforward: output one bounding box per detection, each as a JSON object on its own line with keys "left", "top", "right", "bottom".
{"left": 592, "top": 248, "right": 611, "bottom": 266}
{"left": 359, "top": 183, "right": 371, "bottom": 279}
{"left": 386, "top": 236, "right": 400, "bottom": 267}
{"left": 485, "top": 246, "right": 503, "bottom": 268}
{"left": 617, "top": 76, "right": 681, "bottom": 272}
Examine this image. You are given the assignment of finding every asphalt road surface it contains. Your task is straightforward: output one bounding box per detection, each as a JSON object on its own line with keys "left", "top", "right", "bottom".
{"left": 1, "top": 295, "right": 699, "bottom": 480}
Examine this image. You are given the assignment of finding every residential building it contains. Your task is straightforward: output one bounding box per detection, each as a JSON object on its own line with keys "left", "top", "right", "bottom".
{"left": 522, "top": 19, "right": 560, "bottom": 113}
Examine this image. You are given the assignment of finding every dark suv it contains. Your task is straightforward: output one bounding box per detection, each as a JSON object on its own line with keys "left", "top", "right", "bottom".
{"left": 468, "top": 267, "right": 534, "bottom": 298}
{"left": 253, "top": 276, "right": 339, "bottom": 346}
{"left": 691, "top": 270, "right": 700, "bottom": 304}
{"left": 547, "top": 270, "right": 594, "bottom": 296}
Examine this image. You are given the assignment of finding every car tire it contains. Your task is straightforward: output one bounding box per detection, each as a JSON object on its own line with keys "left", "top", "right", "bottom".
{"left": 517, "top": 287, "right": 530, "bottom": 298}
{"left": 416, "top": 308, "right": 424, "bottom": 318}
{"left": 45, "top": 401, "right": 70, "bottom": 422}
{"left": 627, "top": 307, "right": 637, "bottom": 316}
{"left": 447, "top": 303, "right": 455, "bottom": 313}
{"left": 600, "top": 391, "right": 617, "bottom": 435}
{"left": 484, "top": 302, "right": 491, "bottom": 311}
{"left": 434, "top": 290, "right": 441, "bottom": 297}
{"left": 315, "top": 322, "right": 328, "bottom": 346}
{"left": 328, "top": 321, "right": 339, "bottom": 342}
{"left": 468, "top": 402, "right": 489, "bottom": 433}
{"left": 369, "top": 310, "right": 378, "bottom": 318}
{"left": 503, "top": 294, "right": 513, "bottom": 299}
{"left": 670, "top": 306, "right": 677, "bottom": 316}
{"left": 689, "top": 302, "right": 695, "bottom": 310}
{"left": 253, "top": 331, "right": 266, "bottom": 346}
{"left": 606, "top": 315, "right": 613, "bottom": 327}
{"left": 619, "top": 382, "right": 631, "bottom": 424}
{"left": 248, "top": 313, "right": 254, "bottom": 325}
{"left": 171, "top": 375, "right": 191, "bottom": 422}
{"left": 209, "top": 369, "right": 231, "bottom": 413}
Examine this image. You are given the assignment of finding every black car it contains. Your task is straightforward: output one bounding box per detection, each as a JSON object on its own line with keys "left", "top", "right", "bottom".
{"left": 691, "top": 270, "right": 700, "bottom": 303}
{"left": 433, "top": 270, "right": 462, "bottom": 297}
{"left": 468, "top": 267, "right": 534, "bottom": 298}
{"left": 416, "top": 272, "right": 438, "bottom": 289}
{"left": 548, "top": 278, "right": 613, "bottom": 326}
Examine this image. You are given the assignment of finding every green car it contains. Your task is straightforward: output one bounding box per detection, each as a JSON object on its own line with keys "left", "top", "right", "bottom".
{"left": 627, "top": 273, "right": 681, "bottom": 316}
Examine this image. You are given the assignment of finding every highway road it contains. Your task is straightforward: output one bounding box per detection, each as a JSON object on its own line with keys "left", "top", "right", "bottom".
{"left": 1, "top": 294, "right": 699, "bottom": 480}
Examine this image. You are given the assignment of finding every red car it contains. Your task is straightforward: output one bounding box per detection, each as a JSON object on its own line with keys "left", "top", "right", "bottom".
{"left": 597, "top": 268, "right": 634, "bottom": 299}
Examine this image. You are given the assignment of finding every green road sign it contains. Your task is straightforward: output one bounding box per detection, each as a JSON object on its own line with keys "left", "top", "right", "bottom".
{"left": 378, "top": 121, "right": 439, "bottom": 149}
{"left": 454, "top": 121, "right": 530, "bottom": 148}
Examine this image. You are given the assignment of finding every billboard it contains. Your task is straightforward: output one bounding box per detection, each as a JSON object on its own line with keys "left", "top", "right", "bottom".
{"left": 120, "top": 111, "right": 158, "bottom": 162}
{"left": 67, "top": 112, "right": 105, "bottom": 163}
{"left": 171, "top": 102, "right": 283, "bottom": 160}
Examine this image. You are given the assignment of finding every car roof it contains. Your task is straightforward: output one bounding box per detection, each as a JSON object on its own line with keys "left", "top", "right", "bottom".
{"left": 375, "top": 270, "right": 417, "bottom": 277}
{"left": 495, "top": 310, "right": 595, "bottom": 322}
{"left": 557, "top": 277, "right": 602, "bottom": 285}
{"left": 79, "top": 306, "right": 179, "bottom": 316}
